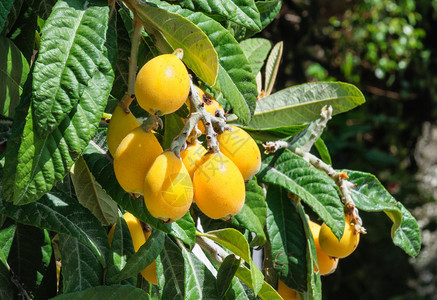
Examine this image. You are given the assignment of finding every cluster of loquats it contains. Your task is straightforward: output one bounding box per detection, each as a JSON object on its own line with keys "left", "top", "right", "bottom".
{"left": 107, "top": 52, "right": 262, "bottom": 222}
{"left": 276, "top": 215, "right": 360, "bottom": 297}
{"left": 309, "top": 214, "right": 360, "bottom": 275}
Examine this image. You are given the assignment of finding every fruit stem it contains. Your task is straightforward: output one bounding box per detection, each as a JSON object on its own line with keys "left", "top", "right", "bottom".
{"left": 141, "top": 115, "right": 162, "bottom": 133}
{"left": 262, "top": 106, "right": 366, "bottom": 234}
{"left": 121, "top": 15, "right": 143, "bottom": 109}
{"left": 170, "top": 77, "right": 228, "bottom": 156}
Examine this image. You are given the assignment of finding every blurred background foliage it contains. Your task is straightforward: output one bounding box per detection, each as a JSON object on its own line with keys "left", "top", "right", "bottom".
{"left": 258, "top": 0, "right": 437, "bottom": 299}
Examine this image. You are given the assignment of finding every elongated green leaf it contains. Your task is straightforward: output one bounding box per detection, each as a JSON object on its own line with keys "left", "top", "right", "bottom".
{"left": 259, "top": 149, "right": 345, "bottom": 239}
{"left": 7, "top": 224, "right": 53, "bottom": 295}
{"left": 110, "top": 9, "right": 130, "bottom": 101}
{"left": 82, "top": 144, "right": 196, "bottom": 247}
{"left": 235, "top": 265, "right": 281, "bottom": 300}
{"left": 0, "top": 0, "right": 15, "bottom": 32}
{"left": 3, "top": 51, "right": 114, "bottom": 205}
{"left": 32, "top": 0, "right": 110, "bottom": 136}
{"left": 106, "top": 215, "right": 136, "bottom": 286}
{"left": 265, "top": 185, "right": 307, "bottom": 292}
{"left": 182, "top": 246, "right": 219, "bottom": 299}
{"left": 70, "top": 155, "right": 118, "bottom": 226}
{"left": 129, "top": 0, "right": 218, "bottom": 86}
{"left": 345, "top": 170, "right": 421, "bottom": 256}
{"left": 297, "top": 203, "right": 322, "bottom": 299}
{"left": 50, "top": 284, "right": 150, "bottom": 300}
{"left": 232, "top": 178, "right": 267, "bottom": 247}
{"left": 163, "top": 113, "right": 185, "bottom": 150}
{"left": 264, "top": 41, "right": 282, "bottom": 96}
{"left": 177, "top": 0, "right": 261, "bottom": 32}
{"left": 0, "top": 36, "right": 30, "bottom": 118}
{"left": 0, "top": 222, "right": 15, "bottom": 267}
{"left": 149, "top": 1, "right": 258, "bottom": 124}
{"left": 59, "top": 234, "right": 103, "bottom": 293}
{"left": 0, "top": 190, "right": 110, "bottom": 267}
{"left": 199, "top": 228, "right": 263, "bottom": 295}
{"left": 156, "top": 236, "right": 184, "bottom": 300}
{"left": 117, "top": 230, "right": 165, "bottom": 282}
{"left": 217, "top": 255, "right": 241, "bottom": 300}
{"left": 314, "top": 138, "right": 331, "bottom": 165}
{"left": 240, "top": 82, "right": 365, "bottom": 129}
{"left": 256, "top": 0, "right": 282, "bottom": 29}
{"left": 240, "top": 38, "right": 272, "bottom": 76}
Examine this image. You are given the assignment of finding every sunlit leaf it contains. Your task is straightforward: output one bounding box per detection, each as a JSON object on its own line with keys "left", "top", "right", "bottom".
{"left": 70, "top": 155, "right": 118, "bottom": 226}
{"left": 235, "top": 82, "right": 365, "bottom": 130}
{"left": 259, "top": 149, "right": 345, "bottom": 239}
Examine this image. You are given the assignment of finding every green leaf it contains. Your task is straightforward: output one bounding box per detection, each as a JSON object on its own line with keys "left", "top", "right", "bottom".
{"left": 256, "top": 0, "right": 282, "bottom": 30}
{"left": 59, "top": 234, "right": 103, "bottom": 293}
{"left": 235, "top": 265, "right": 281, "bottom": 300}
{"left": 130, "top": 1, "right": 218, "bottom": 86}
{"left": 0, "top": 0, "right": 15, "bottom": 32}
{"left": 232, "top": 178, "right": 267, "bottom": 247}
{"left": 345, "top": 170, "right": 421, "bottom": 256}
{"left": 117, "top": 230, "right": 165, "bottom": 282}
{"left": 163, "top": 113, "right": 185, "bottom": 150}
{"left": 176, "top": 0, "right": 262, "bottom": 32}
{"left": 259, "top": 149, "right": 345, "bottom": 239}
{"left": 0, "top": 190, "right": 110, "bottom": 267}
{"left": 7, "top": 223, "right": 53, "bottom": 294}
{"left": 198, "top": 228, "right": 263, "bottom": 295}
{"left": 265, "top": 185, "right": 307, "bottom": 292}
{"left": 106, "top": 215, "right": 136, "bottom": 286}
{"left": 82, "top": 144, "right": 196, "bottom": 247}
{"left": 0, "top": 221, "right": 15, "bottom": 267}
{"left": 240, "top": 38, "right": 272, "bottom": 76}
{"left": 70, "top": 155, "right": 118, "bottom": 226}
{"left": 297, "top": 204, "right": 321, "bottom": 299}
{"left": 240, "top": 82, "right": 366, "bottom": 130}
{"left": 0, "top": 36, "right": 30, "bottom": 118}
{"left": 314, "top": 138, "right": 332, "bottom": 165}
{"left": 156, "top": 236, "right": 184, "bottom": 300}
{"left": 32, "top": 0, "right": 110, "bottom": 136}
{"left": 49, "top": 284, "right": 150, "bottom": 299}
{"left": 217, "top": 255, "right": 241, "bottom": 300}
{"left": 2, "top": 50, "right": 114, "bottom": 205}
{"left": 264, "top": 41, "right": 282, "bottom": 96}
{"left": 149, "top": 1, "right": 258, "bottom": 124}
{"left": 182, "top": 246, "right": 219, "bottom": 299}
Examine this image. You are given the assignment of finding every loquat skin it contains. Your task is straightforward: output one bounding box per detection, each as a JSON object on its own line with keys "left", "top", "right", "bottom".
{"left": 143, "top": 151, "right": 193, "bottom": 222}
{"left": 108, "top": 212, "right": 157, "bottom": 285}
{"left": 135, "top": 54, "right": 190, "bottom": 115}
{"left": 308, "top": 220, "right": 339, "bottom": 275}
{"left": 193, "top": 152, "right": 245, "bottom": 219}
{"left": 186, "top": 86, "right": 224, "bottom": 132}
{"left": 277, "top": 280, "right": 297, "bottom": 300}
{"left": 106, "top": 105, "right": 140, "bottom": 156}
{"left": 217, "top": 125, "right": 261, "bottom": 181}
{"left": 180, "top": 142, "right": 207, "bottom": 179}
{"left": 113, "top": 127, "right": 163, "bottom": 194}
{"left": 318, "top": 214, "right": 360, "bottom": 258}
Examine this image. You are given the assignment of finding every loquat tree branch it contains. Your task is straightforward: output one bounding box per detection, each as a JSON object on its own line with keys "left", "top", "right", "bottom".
{"left": 263, "top": 105, "right": 366, "bottom": 234}
{"left": 120, "top": 15, "right": 143, "bottom": 110}
{"left": 170, "top": 77, "right": 230, "bottom": 156}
